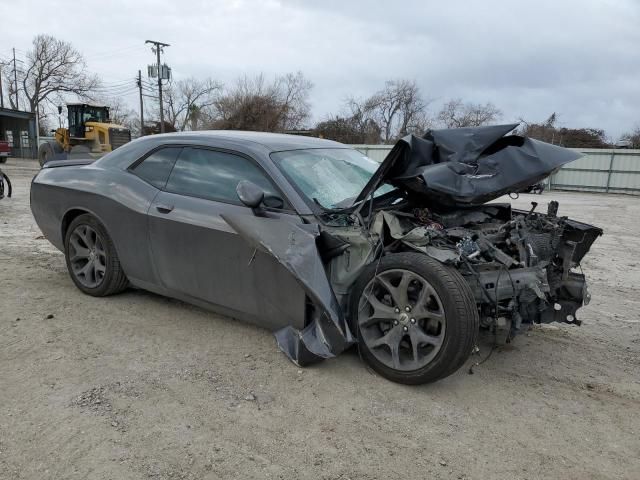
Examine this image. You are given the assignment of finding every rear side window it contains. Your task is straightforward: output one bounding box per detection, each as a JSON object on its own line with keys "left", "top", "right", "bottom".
{"left": 131, "top": 147, "right": 181, "bottom": 189}
{"left": 165, "top": 147, "right": 280, "bottom": 204}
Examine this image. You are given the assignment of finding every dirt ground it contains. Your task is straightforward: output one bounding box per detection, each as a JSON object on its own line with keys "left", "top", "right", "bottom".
{"left": 1, "top": 158, "right": 639, "bottom": 480}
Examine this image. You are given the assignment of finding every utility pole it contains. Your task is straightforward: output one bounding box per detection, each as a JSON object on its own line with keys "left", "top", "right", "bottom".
{"left": 137, "top": 70, "right": 144, "bottom": 136}
{"left": 145, "top": 40, "right": 170, "bottom": 133}
{"left": 12, "top": 48, "right": 18, "bottom": 110}
{"left": 0, "top": 62, "right": 4, "bottom": 109}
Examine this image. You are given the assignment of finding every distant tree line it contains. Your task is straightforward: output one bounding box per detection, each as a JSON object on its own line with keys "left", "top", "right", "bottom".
{"left": 517, "top": 113, "right": 612, "bottom": 148}
{"left": 3, "top": 34, "right": 638, "bottom": 148}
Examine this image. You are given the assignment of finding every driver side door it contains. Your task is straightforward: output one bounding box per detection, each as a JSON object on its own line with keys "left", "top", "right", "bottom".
{"left": 147, "top": 146, "right": 306, "bottom": 331}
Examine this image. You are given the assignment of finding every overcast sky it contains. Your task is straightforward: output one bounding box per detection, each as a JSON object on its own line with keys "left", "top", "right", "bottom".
{"left": 2, "top": 0, "right": 639, "bottom": 139}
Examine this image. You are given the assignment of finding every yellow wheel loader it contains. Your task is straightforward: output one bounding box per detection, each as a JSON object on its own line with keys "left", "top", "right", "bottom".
{"left": 38, "top": 104, "right": 131, "bottom": 166}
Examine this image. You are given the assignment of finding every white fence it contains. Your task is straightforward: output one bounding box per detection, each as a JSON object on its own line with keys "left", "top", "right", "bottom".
{"left": 351, "top": 145, "right": 640, "bottom": 195}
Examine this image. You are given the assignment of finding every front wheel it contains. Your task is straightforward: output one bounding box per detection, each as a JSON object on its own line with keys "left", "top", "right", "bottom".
{"left": 38, "top": 145, "right": 52, "bottom": 167}
{"left": 64, "top": 214, "right": 128, "bottom": 296}
{"left": 350, "top": 253, "right": 479, "bottom": 385}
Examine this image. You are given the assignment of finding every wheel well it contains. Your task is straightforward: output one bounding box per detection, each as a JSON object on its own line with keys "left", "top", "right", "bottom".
{"left": 61, "top": 209, "right": 89, "bottom": 241}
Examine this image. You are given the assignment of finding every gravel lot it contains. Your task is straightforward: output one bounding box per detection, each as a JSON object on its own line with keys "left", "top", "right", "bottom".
{"left": 1, "top": 158, "right": 639, "bottom": 479}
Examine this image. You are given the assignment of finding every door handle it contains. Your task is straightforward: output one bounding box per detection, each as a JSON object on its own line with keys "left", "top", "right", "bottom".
{"left": 155, "top": 204, "right": 174, "bottom": 214}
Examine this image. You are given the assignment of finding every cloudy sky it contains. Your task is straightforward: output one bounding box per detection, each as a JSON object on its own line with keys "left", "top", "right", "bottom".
{"left": 2, "top": 0, "right": 639, "bottom": 138}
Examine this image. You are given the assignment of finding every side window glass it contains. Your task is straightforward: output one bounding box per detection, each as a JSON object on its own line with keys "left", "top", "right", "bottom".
{"left": 165, "top": 147, "right": 283, "bottom": 206}
{"left": 132, "top": 147, "right": 181, "bottom": 189}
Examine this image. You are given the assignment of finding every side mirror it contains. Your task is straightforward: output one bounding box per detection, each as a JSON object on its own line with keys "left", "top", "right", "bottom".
{"left": 236, "top": 180, "right": 265, "bottom": 214}
{"left": 263, "top": 195, "right": 284, "bottom": 209}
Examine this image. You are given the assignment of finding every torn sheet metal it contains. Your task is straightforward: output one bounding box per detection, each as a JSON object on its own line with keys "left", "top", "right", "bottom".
{"left": 221, "top": 213, "right": 354, "bottom": 366}
{"left": 355, "top": 124, "right": 582, "bottom": 207}
{"left": 370, "top": 211, "right": 458, "bottom": 262}
{"left": 370, "top": 211, "right": 435, "bottom": 245}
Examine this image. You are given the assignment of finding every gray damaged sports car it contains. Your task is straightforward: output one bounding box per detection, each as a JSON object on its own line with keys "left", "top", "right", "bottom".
{"left": 31, "top": 125, "right": 602, "bottom": 384}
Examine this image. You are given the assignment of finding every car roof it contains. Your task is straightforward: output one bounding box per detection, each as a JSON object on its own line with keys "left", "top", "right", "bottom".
{"left": 148, "top": 130, "right": 345, "bottom": 152}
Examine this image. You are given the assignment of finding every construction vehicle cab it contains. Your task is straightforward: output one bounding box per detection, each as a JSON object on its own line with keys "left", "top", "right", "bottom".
{"left": 38, "top": 103, "right": 131, "bottom": 166}
{"left": 68, "top": 104, "right": 110, "bottom": 138}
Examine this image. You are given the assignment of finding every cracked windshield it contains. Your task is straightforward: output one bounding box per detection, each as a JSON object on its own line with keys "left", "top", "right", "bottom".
{"left": 271, "top": 148, "right": 389, "bottom": 208}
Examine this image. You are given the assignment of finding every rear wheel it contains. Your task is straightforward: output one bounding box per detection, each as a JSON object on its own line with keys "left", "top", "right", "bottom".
{"left": 38, "top": 145, "right": 53, "bottom": 167}
{"left": 64, "top": 214, "right": 128, "bottom": 296}
{"left": 350, "top": 253, "right": 479, "bottom": 385}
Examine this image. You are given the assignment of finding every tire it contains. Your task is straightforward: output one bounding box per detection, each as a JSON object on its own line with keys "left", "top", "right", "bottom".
{"left": 349, "top": 252, "right": 479, "bottom": 385}
{"left": 38, "top": 145, "right": 53, "bottom": 167}
{"left": 64, "top": 214, "right": 128, "bottom": 296}
{"left": 38, "top": 143, "right": 55, "bottom": 167}
{"left": 38, "top": 141, "right": 65, "bottom": 167}
{"left": 0, "top": 157, "right": 7, "bottom": 164}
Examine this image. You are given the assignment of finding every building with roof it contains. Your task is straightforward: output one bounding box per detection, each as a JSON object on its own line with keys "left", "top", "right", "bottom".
{"left": 0, "top": 107, "right": 37, "bottom": 158}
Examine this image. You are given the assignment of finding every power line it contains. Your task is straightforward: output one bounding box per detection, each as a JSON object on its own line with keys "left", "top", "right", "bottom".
{"left": 99, "top": 74, "right": 140, "bottom": 82}
{"left": 97, "top": 90, "right": 139, "bottom": 98}
{"left": 93, "top": 89, "right": 139, "bottom": 97}
{"left": 97, "top": 78, "right": 136, "bottom": 87}
{"left": 94, "top": 87, "right": 138, "bottom": 95}
{"left": 94, "top": 83, "right": 139, "bottom": 93}
{"left": 0, "top": 48, "right": 26, "bottom": 58}
{"left": 93, "top": 77, "right": 141, "bottom": 95}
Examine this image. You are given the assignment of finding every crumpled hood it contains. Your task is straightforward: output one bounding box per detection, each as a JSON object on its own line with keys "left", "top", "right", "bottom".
{"left": 355, "top": 124, "right": 583, "bottom": 207}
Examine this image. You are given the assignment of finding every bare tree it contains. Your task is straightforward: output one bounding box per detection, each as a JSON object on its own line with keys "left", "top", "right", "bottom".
{"left": 209, "top": 72, "right": 312, "bottom": 132}
{"left": 275, "top": 72, "right": 313, "bottom": 131}
{"left": 18, "top": 35, "right": 99, "bottom": 115}
{"left": 1, "top": 63, "right": 17, "bottom": 109}
{"left": 375, "top": 80, "right": 429, "bottom": 141}
{"left": 347, "top": 80, "right": 430, "bottom": 143}
{"left": 437, "top": 99, "right": 502, "bottom": 128}
{"left": 344, "top": 96, "right": 381, "bottom": 141}
{"left": 37, "top": 114, "right": 54, "bottom": 136}
{"left": 517, "top": 113, "right": 557, "bottom": 143}
{"left": 314, "top": 114, "right": 381, "bottom": 144}
{"left": 162, "top": 77, "right": 221, "bottom": 131}
{"left": 103, "top": 96, "right": 141, "bottom": 136}
{"left": 620, "top": 126, "right": 640, "bottom": 148}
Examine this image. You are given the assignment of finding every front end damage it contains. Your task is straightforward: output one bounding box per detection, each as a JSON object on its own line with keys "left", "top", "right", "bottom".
{"left": 358, "top": 200, "right": 601, "bottom": 340}
{"left": 323, "top": 124, "right": 601, "bottom": 350}
{"left": 230, "top": 124, "right": 602, "bottom": 369}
